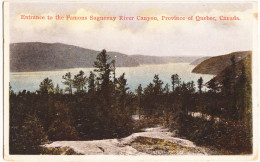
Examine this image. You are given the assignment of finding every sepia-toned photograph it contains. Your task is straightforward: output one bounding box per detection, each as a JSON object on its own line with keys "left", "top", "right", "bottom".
{"left": 3, "top": 1, "right": 258, "bottom": 161}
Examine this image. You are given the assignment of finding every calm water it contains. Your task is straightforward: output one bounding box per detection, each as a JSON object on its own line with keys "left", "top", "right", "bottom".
{"left": 10, "top": 63, "right": 214, "bottom": 93}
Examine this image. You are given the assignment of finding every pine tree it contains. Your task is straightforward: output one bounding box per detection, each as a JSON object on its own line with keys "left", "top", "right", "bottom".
{"left": 94, "top": 49, "right": 114, "bottom": 103}
{"left": 208, "top": 78, "right": 219, "bottom": 93}
{"left": 187, "top": 81, "right": 195, "bottom": 94}
{"left": 171, "top": 74, "right": 181, "bottom": 92}
{"left": 39, "top": 78, "right": 54, "bottom": 94}
{"left": 93, "top": 50, "right": 117, "bottom": 136}
{"left": 47, "top": 101, "right": 78, "bottom": 140}
{"left": 153, "top": 74, "right": 164, "bottom": 95}
{"left": 73, "top": 70, "right": 87, "bottom": 92}
{"left": 164, "top": 83, "right": 170, "bottom": 95}
{"left": 144, "top": 83, "right": 154, "bottom": 96}
{"left": 62, "top": 72, "right": 73, "bottom": 94}
{"left": 136, "top": 84, "right": 143, "bottom": 96}
{"left": 19, "top": 114, "right": 48, "bottom": 154}
{"left": 111, "top": 60, "right": 116, "bottom": 90}
{"left": 9, "top": 83, "right": 15, "bottom": 95}
{"left": 197, "top": 77, "right": 203, "bottom": 94}
{"left": 87, "top": 71, "right": 96, "bottom": 94}
{"left": 222, "top": 68, "right": 232, "bottom": 95}
{"left": 55, "top": 84, "right": 60, "bottom": 94}
{"left": 136, "top": 84, "right": 143, "bottom": 118}
{"left": 116, "top": 73, "right": 129, "bottom": 111}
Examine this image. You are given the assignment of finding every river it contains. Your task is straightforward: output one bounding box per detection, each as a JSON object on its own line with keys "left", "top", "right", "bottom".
{"left": 10, "top": 63, "right": 214, "bottom": 93}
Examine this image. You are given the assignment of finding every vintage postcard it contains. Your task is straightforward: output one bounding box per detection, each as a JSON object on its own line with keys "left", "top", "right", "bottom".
{"left": 3, "top": 1, "right": 258, "bottom": 161}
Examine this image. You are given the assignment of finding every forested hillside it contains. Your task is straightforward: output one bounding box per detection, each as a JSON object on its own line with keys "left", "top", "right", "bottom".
{"left": 10, "top": 42, "right": 201, "bottom": 72}
{"left": 192, "top": 51, "right": 251, "bottom": 75}
{"left": 10, "top": 42, "right": 140, "bottom": 72}
{"left": 212, "top": 54, "right": 251, "bottom": 84}
{"left": 9, "top": 49, "right": 252, "bottom": 155}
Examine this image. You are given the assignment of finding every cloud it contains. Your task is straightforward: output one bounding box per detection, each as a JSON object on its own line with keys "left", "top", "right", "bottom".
{"left": 10, "top": 6, "right": 255, "bottom": 56}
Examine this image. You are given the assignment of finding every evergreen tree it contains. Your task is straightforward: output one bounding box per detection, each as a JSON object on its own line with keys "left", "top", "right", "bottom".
{"left": 207, "top": 78, "right": 219, "bottom": 93}
{"left": 47, "top": 102, "right": 78, "bottom": 140}
{"left": 116, "top": 73, "right": 129, "bottom": 111}
{"left": 187, "top": 81, "right": 195, "bottom": 94}
{"left": 136, "top": 84, "right": 143, "bottom": 96}
{"left": 136, "top": 84, "right": 143, "bottom": 118}
{"left": 9, "top": 83, "right": 15, "bottom": 95}
{"left": 143, "top": 83, "right": 155, "bottom": 115}
{"left": 197, "top": 77, "right": 203, "bottom": 94}
{"left": 111, "top": 60, "right": 116, "bottom": 89}
{"left": 87, "top": 71, "right": 96, "bottom": 94}
{"left": 222, "top": 68, "right": 232, "bottom": 95}
{"left": 164, "top": 83, "right": 170, "bottom": 95}
{"left": 73, "top": 70, "right": 87, "bottom": 92}
{"left": 18, "top": 114, "right": 47, "bottom": 154}
{"left": 94, "top": 49, "right": 114, "bottom": 104}
{"left": 171, "top": 74, "right": 181, "bottom": 92}
{"left": 144, "top": 83, "right": 154, "bottom": 96}
{"left": 62, "top": 72, "right": 73, "bottom": 94}
{"left": 54, "top": 84, "right": 60, "bottom": 94}
{"left": 153, "top": 74, "right": 164, "bottom": 95}
{"left": 222, "top": 56, "right": 237, "bottom": 95}
{"left": 39, "top": 78, "right": 54, "bottom": 94}
{"left": 180, "top": 82, "right": 188, "bottom": 93}
{"left": 93, "top": 49, "right": 123, "bottom": 137}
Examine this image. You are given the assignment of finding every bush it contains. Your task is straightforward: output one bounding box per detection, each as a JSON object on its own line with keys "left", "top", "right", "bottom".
{"left": 10, "top": 114, "right": 48, "bottom": 154}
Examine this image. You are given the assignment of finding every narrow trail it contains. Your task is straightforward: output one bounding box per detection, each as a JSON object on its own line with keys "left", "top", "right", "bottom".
{"left": 43, "top": 126, "right": 209, "bottom": 155}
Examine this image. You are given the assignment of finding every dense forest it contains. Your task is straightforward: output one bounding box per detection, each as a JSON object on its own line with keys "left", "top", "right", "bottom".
{"left": 9, "top": 49, "right": 252, "bottom": 155}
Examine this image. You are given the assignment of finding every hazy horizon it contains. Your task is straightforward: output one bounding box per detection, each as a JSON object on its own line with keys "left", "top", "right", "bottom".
{"left": 10, "top": 41, "right": 252, "bottom": 57}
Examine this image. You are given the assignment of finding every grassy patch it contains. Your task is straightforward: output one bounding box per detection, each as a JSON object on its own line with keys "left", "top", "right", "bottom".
{"left": 131, "top": 136, "right": 203, "bottom": 155}
{"left": 41, "top": 146, "right": 83, "bottom": 155}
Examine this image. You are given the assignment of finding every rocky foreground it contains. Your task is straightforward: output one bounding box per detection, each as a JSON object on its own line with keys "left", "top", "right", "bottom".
{"left": 43, "top": 127, "right": 210, "bottom": 155}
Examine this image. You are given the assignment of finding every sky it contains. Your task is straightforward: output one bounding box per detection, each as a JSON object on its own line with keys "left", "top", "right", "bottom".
{"left": 8, "top": 2, "right": 257, "bottom": 56}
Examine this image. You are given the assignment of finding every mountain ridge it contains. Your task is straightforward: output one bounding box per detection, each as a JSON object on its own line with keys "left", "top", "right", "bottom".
{"left": 192, "top": 51, "right": 251, "bottom": 75}
{"left": 190, "top": 57, "right": 211, "bottom": 65}
{"left": 10, "top": 42, "right": 201, "bottom": 72}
